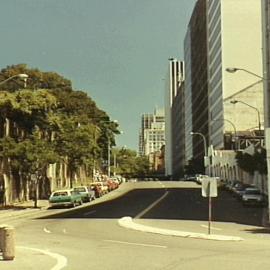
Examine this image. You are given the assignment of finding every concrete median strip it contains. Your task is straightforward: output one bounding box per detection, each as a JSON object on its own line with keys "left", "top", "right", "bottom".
{"left": 17, "top": 246, "right": 67, "bottom": 270}
{"left": 118, "top": 217, "right": 244, "bottom": 242}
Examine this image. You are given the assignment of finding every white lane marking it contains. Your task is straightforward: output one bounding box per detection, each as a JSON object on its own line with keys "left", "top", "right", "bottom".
{"left": 83, "top": 210, "right": 96, "bottom": 216}
{"left": 44, "top": 227, "right": 52, "bottom": 234}
{"left": 18, "top": 246, "right": 68, "bottom": 270}
{"left": 135, "top": 191, "right": 169, "bottom": 219}
{"left": 200, "top": 224, "right": 222, "bottom": 231}
{"left": 104, "top": 239, "right": 167, "bottom": 249}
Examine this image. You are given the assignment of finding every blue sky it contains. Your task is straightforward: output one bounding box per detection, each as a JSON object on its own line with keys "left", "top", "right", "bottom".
{"left": 0, "top": 0, "right": 196, "bottom": 150}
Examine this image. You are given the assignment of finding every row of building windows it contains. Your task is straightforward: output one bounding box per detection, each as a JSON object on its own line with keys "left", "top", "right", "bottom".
{"left": 209, "top": 20, "right": 221, "bottom": 49}
{"left": 209, "top": 35, "right": 221, "bottom": 63}
{"left": 209, "top": 6, "right": 221, "bottom": 35}
{"left": 208, "top": 0, "right": 220, "bottom": 23}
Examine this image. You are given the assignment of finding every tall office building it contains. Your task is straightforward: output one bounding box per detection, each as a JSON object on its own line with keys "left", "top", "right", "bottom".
{"left": 207, "top": 0, "right": 263, "bottom": 148}
{"left": 139, "top": 108, "right": 165, "bottom": 156}
{"left": 262, "top": 0, "right": 270, "bottom": 128}
{"left": 172, "top": 81, "right": 185, "bottom": 177}
{"left": 184, "top": 28, "right": 193, "bottom": 165}
{"left": 164, "top": 59, "right": 184, "bottom": 176}
{"left": 184, "top": 0, "right": 209, "bottom": 167}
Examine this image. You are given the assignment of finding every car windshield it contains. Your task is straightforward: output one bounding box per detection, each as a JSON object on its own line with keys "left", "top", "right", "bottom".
{"left": 74, "top": 188, "right": 86, "bottom": 192}
{"left": 245, "top": 190, "right": 261, "bottom": 195}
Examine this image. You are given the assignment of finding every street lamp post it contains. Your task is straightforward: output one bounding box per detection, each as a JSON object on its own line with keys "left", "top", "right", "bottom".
{"left": 230, "top": 100, "right": 261, "bottom": 132}
{"left": 213, "top": 118, "right": 237, "bottom": 150}
{"left": 226, "top": 67, "right": 265, "bottom": 80}
{"left": 92, "top": 119, "right": 119, "bottom": 179}
{"left": 190, "top": 132, "right": 207, "bottom": 158}
{"left": 107, "top": 138, "right": 111, "bottom": 178}
{"left": 0, "top": 74, "right": 29, "bottom": 206}
{"left": 226, "top": 67, "right": 270, "bottom": 222}
{"left": 0, "top": 74, "right": 29, "bottom": 87}
{"left": 190, "top": 131, "right": 213, "bottom": 235}
{"left": 102, "top": 120, "right": 118, "bottom": 178}
{"left": 190, "top": 131, "right": 207, "bottom": 173}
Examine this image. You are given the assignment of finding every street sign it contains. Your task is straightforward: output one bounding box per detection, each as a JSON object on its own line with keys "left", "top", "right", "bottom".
{"left": 201, "top": 177, "right": 218, "bottom": 197}
{"left": 201, "top": 176, "right": 218, "bottom": 235}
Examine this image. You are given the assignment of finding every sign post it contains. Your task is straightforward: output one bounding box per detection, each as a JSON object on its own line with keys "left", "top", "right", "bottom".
{"left": 201, "top": 177, "right": 218, "bottom": 234}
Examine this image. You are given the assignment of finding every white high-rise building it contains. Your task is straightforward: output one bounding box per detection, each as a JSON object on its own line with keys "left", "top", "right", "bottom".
{"left": 139, "top": 108, "right": 165, "bottom": 156}
{"left": 207, "top": 0, "right": 263, "bottom": 148}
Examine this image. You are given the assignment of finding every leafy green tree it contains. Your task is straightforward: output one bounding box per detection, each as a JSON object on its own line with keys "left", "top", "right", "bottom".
{"left": 0, "top": 130, "right": 58, "bottom": 206}
{"left": 135, "top": 155, "right": 150, "bottom": 177}
{"left": 54, "top": 117, "right": 97, "bottom": 187}
{"left": 0, "top": 64, "right": 120, "bottom": 204}
{"left": 112, "top": 148, "right": 150, "bottom": 178}
{"left": 0, "top": 64, "right": 72, "bottom": 92}
{"left": 236, "top": 149, "right": 267, "bottom": 175}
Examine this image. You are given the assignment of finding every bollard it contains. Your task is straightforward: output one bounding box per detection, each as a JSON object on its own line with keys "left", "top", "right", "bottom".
{"left": 2, "top": 226, "right": 15, "bottom": 260}
{"left": 0, "top": 224, "right": 9, "bottom": 252}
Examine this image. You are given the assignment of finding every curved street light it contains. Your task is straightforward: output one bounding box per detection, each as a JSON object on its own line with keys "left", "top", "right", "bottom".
{"left": 213, "top": 118, "right": 237, "bottom": 150}
{"left": 190, "top": 131, "right": 207, "bottom": 158}
{"left": 225, "top": 67, "right": 265, "bottom": 80}
{"left": 230, "top": 99, "right": 261, "bottom": 132}
{"left": 0, "top": 73, "right": 29, "bottom": 87}
{"left": 92, "top": 119, "right": 119, "bottom": 179}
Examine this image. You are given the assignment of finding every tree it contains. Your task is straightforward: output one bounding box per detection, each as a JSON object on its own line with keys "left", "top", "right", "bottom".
{"left": 235, "top": 148, "right": 267, "bottom": 175}
{"left": 135, "top": 155, "right": 150, "bottom": 177}
{"left": 0, "top": 130, "right": 58, "bottom": 207}
{"left": 112, "top": 148, "right": 150, "bottom": 178}
{"left": 54, "top": 117, "right": 97, "bottom": 187}
{"left": 0, "top": 64, "right": 72, "bottom": 92}
{"left": 0, "top": 64, "right": 120, "bottom": 204}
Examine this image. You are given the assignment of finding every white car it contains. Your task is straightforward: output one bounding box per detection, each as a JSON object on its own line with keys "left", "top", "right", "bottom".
{"left": 242, "top": 188, "right": 265, "bottom": 206}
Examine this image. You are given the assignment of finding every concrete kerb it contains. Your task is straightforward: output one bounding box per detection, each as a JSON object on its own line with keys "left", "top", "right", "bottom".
{"left": 118, "top": 217, "right": 244, "bottom": 242}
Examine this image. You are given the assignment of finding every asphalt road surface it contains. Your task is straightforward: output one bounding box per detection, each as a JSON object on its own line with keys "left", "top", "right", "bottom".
{"left": 4, "top": 181, "right": 270, "bottom": 270}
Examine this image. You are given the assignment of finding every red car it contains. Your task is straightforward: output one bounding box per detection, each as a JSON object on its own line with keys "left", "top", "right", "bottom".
{"left": 90, "top": 183, "right": 103, "bottom": 198}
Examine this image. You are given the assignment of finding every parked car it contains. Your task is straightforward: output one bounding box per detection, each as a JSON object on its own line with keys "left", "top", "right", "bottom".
{"left": 49, "top": 189, "right": 83, "bottom": 208}
{"left": 184, "top": 175, "right": 196, "bottom": 182}
{"left": 242, "top": 188, "right": 265, "bottom": 206}
{"left": 99, "top": 182, "right": 109, "bottom": 194}
{"left": 106, "top": 179, "right": 119, "bottom": 191}
{"left": 232, "top": 183, "right": 251, "bottom": 199}
{"left": 90, "top": 182, "right": 103, "bottom": 198}
{"left": 73, "top": 186, "right": 95, "bottom": 202}
{"left": 225, "top": 180, "right": 240, "bottom": 192}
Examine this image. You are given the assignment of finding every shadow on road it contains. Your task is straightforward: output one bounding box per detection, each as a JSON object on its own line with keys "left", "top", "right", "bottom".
{"left": 244, "top": 228, "right": 270, "bottom": 234}
{"left": 39, "top": 188, "right": 265, "bottom": 227}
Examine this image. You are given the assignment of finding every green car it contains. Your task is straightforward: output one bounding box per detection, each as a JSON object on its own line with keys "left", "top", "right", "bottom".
{"left": 49, "top": 189, "right": 83, "bottom": 208}
{"left": 73, "top": 186, "right": 95, "bottom": 202}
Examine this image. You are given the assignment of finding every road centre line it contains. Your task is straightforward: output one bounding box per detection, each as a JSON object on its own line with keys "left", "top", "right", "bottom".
{"left": 18, "top": 246, "right": 68, "bottom": 270}
{"left": 44, "top": 227, "right": 52, "bottom": 233}
{"left": 135, "top": 191, "right": 169, "bottom": 219}
{"left": 104, "top": 239, "right": 167, "bottom": 249}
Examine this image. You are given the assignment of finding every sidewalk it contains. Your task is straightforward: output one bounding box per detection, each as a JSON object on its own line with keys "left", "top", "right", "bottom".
{"left": 0, "top": 200, "right": 49, "bottom": 222}
{"left": 0, "top": 200, "right": 53, "bottom": 269}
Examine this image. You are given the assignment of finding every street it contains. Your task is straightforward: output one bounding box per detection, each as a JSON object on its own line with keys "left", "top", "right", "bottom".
{"left": 2, "top": 181, "right": 270, "bottom": 270}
